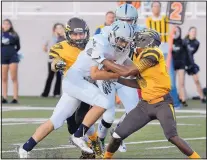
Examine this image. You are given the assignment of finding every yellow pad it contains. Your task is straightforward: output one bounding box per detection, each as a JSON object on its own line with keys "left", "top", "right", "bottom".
{"left": 88, "top": 132, "right": 98, "bottom": 141}
{"left": 189, "top": 151, "right": 201, "bottom": 159}
{"left": 103, "top": 151, "right": 114, "bottom": 159}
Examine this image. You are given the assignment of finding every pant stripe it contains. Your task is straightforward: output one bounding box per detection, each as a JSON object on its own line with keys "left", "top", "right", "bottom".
{"left": 169, "top": 104, "right": 176, "bottom": 121}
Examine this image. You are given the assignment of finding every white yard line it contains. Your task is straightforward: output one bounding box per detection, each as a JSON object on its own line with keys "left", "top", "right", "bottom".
{"left": 1, "top": 118, "right": 202, "bottom": 126}
{"left": 124, "top": 137, "right": 206, "bottom": 145}
{"left": 3, "top": 137, "right": 205, "bottom": 153}
{"left": 2, "top": 106, "right": 206, "bottom": 114}
{"left": 2, "top": 145, "right": 76, "bottom": 153}
{"left": 146, "top": 146, "right": 175, "bottom": 150}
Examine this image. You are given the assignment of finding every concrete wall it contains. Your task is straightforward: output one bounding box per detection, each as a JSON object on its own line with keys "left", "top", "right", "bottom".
{"left": 1, "top": 2, "right": 206, "bottom": 98}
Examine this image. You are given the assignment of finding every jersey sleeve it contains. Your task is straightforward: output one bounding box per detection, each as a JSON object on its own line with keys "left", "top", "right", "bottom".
{"left": 192, "top": 41, "right": 200, "bottom": 54}
{"left": 85, "top": 37, "right": 106, "bottom": 63}
{"left": 48, "top": 43, "right": 63, "bottom": 59}
{"left": 134, "top": 49, "right": 161, "bottom": 73}
{"left": 141, "top": 49, "right": 161, "bottom": 62}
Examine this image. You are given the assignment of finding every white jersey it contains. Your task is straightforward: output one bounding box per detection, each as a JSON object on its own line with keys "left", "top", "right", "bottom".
{"left": 70, "top": 34, "right": 130, "bottom": 77}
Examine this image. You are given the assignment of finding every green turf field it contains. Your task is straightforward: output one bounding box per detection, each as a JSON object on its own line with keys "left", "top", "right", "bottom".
{"left": 1, "top": 96, "right": 206, "bottom": 159}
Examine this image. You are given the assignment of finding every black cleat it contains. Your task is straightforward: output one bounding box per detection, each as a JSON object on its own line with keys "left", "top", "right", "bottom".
{"left": 10, "top": 99, "right": 18, "bottom": 104}
{"left": 181, "top": 101, "right": 188, "bottom": 107}
{"left": 79, "top": 150, "right": 95, "bottom": 159}
{"left": 2, "top": 98, "right": 8, "bottom": 104}
{"left": 201, "top": 99, "right": 206, "bottom": 103}
{"left": 91, "top": 138, "right": 103, "bottom": 158}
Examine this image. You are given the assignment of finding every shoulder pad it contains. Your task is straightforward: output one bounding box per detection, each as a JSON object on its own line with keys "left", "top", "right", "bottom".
{"left": 92, "top": 34, "right": 109, "bottom": 47}
{"left": 100, "top": 26, "right": 112, "bottom": 37}
{"left": 51, "top": 41, "right": 67, "bottom": 50}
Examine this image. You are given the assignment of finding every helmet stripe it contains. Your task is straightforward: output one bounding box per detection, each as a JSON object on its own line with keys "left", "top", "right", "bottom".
{"left": 128, "top": 23, "right": 132, "bottom": 37}
{"left": 125, "top": 4, "right": 128, "bottom": 15}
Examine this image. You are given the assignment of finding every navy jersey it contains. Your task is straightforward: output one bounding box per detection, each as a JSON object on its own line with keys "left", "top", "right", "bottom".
{"left": 2, "top": 31, "right": 20, "bottom": 57}
{"left": 183, "top": 37, "right": 200, "bottom": 66}
{"left": 172, "top": 38, "right": 187, "bottom": 63}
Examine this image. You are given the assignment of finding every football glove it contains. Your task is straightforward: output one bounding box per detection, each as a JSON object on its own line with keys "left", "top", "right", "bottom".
{"left": 55, "top": 60, "right": 66, "bottom": 71}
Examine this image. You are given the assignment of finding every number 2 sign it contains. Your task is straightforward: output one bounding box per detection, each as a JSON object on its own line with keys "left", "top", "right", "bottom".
{"left": 166, "top": 2, "right": 187, "bottom": 25}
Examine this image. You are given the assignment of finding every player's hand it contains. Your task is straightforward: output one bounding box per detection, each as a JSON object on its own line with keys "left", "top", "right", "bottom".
{"left": 55, "top": 60, "right": 66, "bottom": 71}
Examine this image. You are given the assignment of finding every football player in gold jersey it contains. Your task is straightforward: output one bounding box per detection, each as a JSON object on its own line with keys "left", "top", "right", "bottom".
{"left": 101, "top": 29, "right": 201, "bottom": 159}
{"left": 49, "top": 18, "right": 100, "bottom": 159}
{"left": 17, "top": 17, "right": 100, "bottom": 159}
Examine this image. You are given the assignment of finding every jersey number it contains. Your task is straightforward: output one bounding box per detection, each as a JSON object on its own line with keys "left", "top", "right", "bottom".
{"left": 170, "top": 2, "right": 183, "bottom": 21}
{"left": 166, "top": 2, "right": 187, "bottom": 25}
{"left": 53, "top": 43, "right": 63, "bottom": 49}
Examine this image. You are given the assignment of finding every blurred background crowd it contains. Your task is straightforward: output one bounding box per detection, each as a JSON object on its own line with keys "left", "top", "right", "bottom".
{"left": 1, "top": 1, "right": 206, "bottom": 107}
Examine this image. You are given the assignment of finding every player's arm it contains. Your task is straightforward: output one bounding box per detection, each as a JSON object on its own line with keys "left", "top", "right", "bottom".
{"left": 49, "top": 44, "right": 66, "bottom": 72}
{"left": 117, "top": 78, "right": 139, "bottom": 88}
{"left": 102, "top": 59, "right": 138, "bottom": 77}
{"left": 102, "top": 50, "right": 160, "bottom": 77}
{"left": 90, "top": 66, "right": 120, "bottom": 80}
{"left": 88, "top": 38, "right": 121, "bottom": 80}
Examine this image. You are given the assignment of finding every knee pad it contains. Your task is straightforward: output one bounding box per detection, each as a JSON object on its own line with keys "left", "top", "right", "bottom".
{"left": 50, "top": 116, "right": 65, "bottom": 130}
{"left": 101, "top": 119, "right": 112, "bottom": 129}
{"left": 103, "top": 107, "right": 116, "bottom": 124}
{"left": 93, "top": 93, "right": 111, "bottom": 109}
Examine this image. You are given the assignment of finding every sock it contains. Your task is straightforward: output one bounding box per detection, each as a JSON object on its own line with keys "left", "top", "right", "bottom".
{"left": 100, "top": 137, "right": 105, "bottom": 142}
{"left": 23, "top": 137, "right": 37, "bottom": 152}
{"left": 88, "top": 132, "right": 98, "bottom": 141}
{"left": 86, "top": 125, "right": 95, "bottom": 136}
{"left": 98, "top": 119, "right": 112, "bottom": 139}
{"left": 188, "top": 151, "right": 201, "bottom": 159}
{"left": 104, "top": 151, "right": 114, "bottom": 159}
{"left": 74, "top": 124, "right": 89, "bottom": 138}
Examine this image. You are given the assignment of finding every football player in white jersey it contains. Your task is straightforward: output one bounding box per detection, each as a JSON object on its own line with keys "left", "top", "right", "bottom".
{"left": 96, "top": 3, "right": 146, "bottom": 153}
{"left": 17, "top": 17, "right": 98, "bottom": 159}
{"left": 69, "top": 20, "right": 135, "bottom": 154}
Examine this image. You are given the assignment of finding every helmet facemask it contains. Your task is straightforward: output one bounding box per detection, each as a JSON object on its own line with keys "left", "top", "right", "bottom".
{"left": 116, "top": 17, "right": 137, "bottom": 26}
{"left": 66, "top": 29, "right": 89, "bottom": 49}
{"left": 65, "top": 19, "right": 90, "bottom": 50}
{"left": 134, "top": 29, "right": 161, "bottom": 48}
{"left": 109, "top": 32, "right": 132, "bottom": 54}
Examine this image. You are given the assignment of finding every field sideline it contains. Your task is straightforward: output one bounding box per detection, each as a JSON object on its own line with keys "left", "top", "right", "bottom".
{"left": 1, "top": 97, "right": 206, "bottom": 159}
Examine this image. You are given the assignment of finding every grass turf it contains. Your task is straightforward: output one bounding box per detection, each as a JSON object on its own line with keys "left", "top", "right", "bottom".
{"left": 1, "top": 96, "right": 206, "bottom": 159}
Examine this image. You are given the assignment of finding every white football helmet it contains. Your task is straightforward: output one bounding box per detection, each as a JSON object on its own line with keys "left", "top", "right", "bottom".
{"left": 108, "top": 20, "right": 134, "bottom": 54}
{"left": 115, "top": 4, "right": 138, "bottom": 26}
